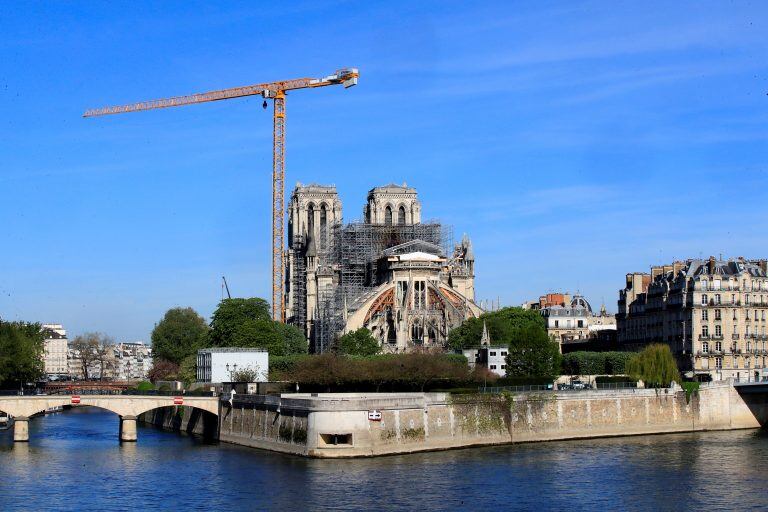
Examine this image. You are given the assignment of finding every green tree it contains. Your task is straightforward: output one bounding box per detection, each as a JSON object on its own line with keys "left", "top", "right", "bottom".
{"left": 208, "top": 298, "right": 308, "bottom": 356}
{"left": 177, "top": 354, "right": 198, "bottom": 386}
{"left": 209, "top": 298, "right": 270, "bottom": 346}
{"left": 448, "top": 307, "right": 547, "bottom": 349}
{"left": 0, "top": 320, "right": 45, "bottom": 387}
{"left": 337, "top": 328, "right": 380, "bottom": 356}
{"left": 626, "top": 344, "right": 680, "bottom": 388}
{"left": 504, "top": 324, "right": 562, "bottom": 379}
{"left": 151, "top": 307, "right": 209, "bottom": 365}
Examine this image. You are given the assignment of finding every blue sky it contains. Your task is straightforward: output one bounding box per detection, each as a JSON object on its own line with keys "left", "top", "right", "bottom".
{"left": 1, "top": 1, "right": 767, "bottom": 342}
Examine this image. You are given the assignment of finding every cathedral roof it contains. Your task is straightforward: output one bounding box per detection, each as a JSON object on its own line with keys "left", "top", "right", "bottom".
{"left": 368, "top": 183, "right": 417, "bottom": 195}
{"left": 383, "top": 239, "right": 444, "bottom": 257}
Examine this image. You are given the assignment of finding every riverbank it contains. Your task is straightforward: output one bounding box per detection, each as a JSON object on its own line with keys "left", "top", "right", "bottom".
{"left": 220, "top": 381, "right": 767, "bottom": 457}
{"left": 139, "top": 381, "right": 767, "bottom": 458}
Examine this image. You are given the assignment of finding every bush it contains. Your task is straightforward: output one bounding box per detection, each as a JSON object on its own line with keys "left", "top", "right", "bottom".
{"left": 494, "top": 376, "right": 554, "bottom": 386}
{"left": 626, "top": 344, "right": 680, "bottom": 388}
{"left": 562, "top": 351, "right": 634, "bottom": 375}
{"left": 594, "top": 375, "right": 635, "bottom": 384}
{"left": 282, "top": 352, "right": 475, "bottom": 392}
{"left": 336, "top": 328, "right": 380, "bottom": 356}
{"left": 269, "top": 354, "right": 312, "bottom": 379}
{"left": 136, "top": 381, "right": 154, "bottom": 391}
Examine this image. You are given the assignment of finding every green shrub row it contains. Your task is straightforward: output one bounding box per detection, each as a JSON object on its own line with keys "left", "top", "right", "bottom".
{"left": 561, "top": 351, "right": 633, "bottom": 375}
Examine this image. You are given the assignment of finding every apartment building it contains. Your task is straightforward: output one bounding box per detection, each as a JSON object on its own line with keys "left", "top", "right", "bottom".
{"left": 617, "top": 257, "right": 768, "bottom": 382}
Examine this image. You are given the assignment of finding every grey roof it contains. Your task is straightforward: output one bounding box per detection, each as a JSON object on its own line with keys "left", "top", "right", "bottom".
{"left": 368, "top": 183, "right": 417, "bottom": 195}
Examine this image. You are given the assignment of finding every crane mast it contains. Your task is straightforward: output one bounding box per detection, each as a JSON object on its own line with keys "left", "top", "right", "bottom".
{"left": 84, "top": 68, "right": 359, "bottom": 321}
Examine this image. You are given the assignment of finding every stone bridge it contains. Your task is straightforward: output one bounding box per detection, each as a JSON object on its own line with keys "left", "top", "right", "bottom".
{"left": 0, "top": 395, "right": 219, "bottom": 442}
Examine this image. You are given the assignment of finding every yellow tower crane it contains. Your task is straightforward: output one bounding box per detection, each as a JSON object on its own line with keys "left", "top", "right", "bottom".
{"left": 84, "top": 68, "right": 359, "bottom": 321}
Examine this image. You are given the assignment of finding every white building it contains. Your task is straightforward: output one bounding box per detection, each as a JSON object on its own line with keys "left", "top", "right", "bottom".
{"left": 42, "top": 324, "right": 69, "bottom": 378}
{"left": 461, "top": 322, "right": 508, "bottom": 377}
{"left": 196, "top": 348, "right": 269, "bottom": 383}
{"left": 112, "top": 342, "right": 152, "bottom": 381}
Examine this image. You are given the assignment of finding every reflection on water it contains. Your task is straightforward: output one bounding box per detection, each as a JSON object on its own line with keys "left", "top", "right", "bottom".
{"left": 0, "top": 407, "right": 766, "bottom": 511}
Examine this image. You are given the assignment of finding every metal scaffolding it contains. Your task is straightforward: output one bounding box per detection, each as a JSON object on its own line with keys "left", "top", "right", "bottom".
{"left": 307, "top": 221, "right": 449, "bottom": 352}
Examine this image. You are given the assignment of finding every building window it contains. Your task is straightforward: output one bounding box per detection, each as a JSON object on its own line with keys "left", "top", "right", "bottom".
{"left": 747, "top": 341, "right": 752, "bottom": 351}
{"left": 414, "top": 281, "right": 426, "bottom": 309}
{"left": 702, "top": 294, "right": 708, "bottom": 305}
{"left": 715, "top": 309, "right": 721, "bottom": 320}
{"left": 501, "top": 364, "right": 506, "bottom": 370}
{"left": 490, "top": 351, "right": 496, "bottom": 356}
{"left": 716, "top": 357, "right": 723, "bottom": 369}
{"left": 702, "top": 326, "right": 709, "bottom": 337}
{"left": 578, "top": 320, "right": 584, "bottom": 328}
{"left": 702, "top": 341, "right": 709, "bottom": 353}
{"left": 397, "top": 205, "right": 406, "bottom": 225}
{"left": 734, "top": 310, "right": 739, "bottom": 321}
{"left": 501, "top": 351, "right": 507, "bottom": 356}
{"left": 715, "top": 294, "right": 721, "bottom": 305}
{"left": 701, "top": 280, "right": 708, "bottom": 291}
{"left": 490, "top": 365, "right": 497, "bottom": 370}
{"left": 746, "top": 295, "right": 751, "bottom": 305}
{"left": 715, "top": 341, "right": 722, "bottom": 352}
{"left": 384, "top": 205, "right": 393, "bottom": 225}
{"left": 702, "top": 310, "right": 708, "bottom": 320}
{"left": 715, "top": 325, "right": 722, "bottom": 337}
{"left": 554, "top": 320, "right": 559, "bottom": 327}
{"left": 319, "top": 204, "right": 328, "bottom": 250}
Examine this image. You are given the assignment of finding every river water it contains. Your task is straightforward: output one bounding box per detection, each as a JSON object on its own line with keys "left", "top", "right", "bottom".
{"left": 0, "top": 407, "right": 766, "bottom": 511}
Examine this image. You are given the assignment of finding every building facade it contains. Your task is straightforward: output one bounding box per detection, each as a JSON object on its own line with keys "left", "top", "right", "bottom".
{"left": 112, "top": 342, "right": 152, "bottom": 381}
{"left": 41, "top": 324, "right": 68, "bottom": 378}
{"left": 617, "top": 257, "right": 768, "bottom": 382}
{"left": 285, "top": 183, "right": 483, "bottom": 353}
{"left": 523, "top": 293, "right": 616, "bottom": 349}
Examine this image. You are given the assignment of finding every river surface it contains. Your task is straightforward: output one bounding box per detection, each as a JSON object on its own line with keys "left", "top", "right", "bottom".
{"left": 0, "top": 407, "right": 767, "bottom": 511}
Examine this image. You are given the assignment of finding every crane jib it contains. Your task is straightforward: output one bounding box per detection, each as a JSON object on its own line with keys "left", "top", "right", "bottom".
{"left": 83, "top": 69, "right": 359, "bottom": 322}
{"left": 81, "top": 77, "right": 335, "bottom": 117}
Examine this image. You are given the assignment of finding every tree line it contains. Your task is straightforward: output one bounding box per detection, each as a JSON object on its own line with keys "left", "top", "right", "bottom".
{"left": 149, "top": 297, "right": 308, "bottom": 383}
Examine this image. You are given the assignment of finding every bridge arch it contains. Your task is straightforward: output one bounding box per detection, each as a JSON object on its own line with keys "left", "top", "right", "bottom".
{"left": 0, "top": 395, "right": 219, "bottom": 443}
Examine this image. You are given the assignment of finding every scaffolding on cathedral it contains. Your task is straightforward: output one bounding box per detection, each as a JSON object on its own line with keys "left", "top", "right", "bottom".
{"left": 306, "top": 220, "right": 452, "bottom": 353}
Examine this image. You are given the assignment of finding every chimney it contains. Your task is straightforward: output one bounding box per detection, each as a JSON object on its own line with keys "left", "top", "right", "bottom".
{"left": 708, "top": 256, "right": 716, "bottom": 274}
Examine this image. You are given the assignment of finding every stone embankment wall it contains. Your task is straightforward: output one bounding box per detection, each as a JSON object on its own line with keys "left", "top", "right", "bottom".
{"left": 216, "top": 382, "right": 768, "bottom": 458}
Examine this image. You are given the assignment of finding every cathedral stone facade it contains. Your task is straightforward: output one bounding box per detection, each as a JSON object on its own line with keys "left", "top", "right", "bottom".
{"left": 286, "top": 183, "right": 483, "bottom": 353}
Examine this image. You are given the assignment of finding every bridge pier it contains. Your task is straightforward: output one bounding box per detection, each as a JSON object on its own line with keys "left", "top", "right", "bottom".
{"left": 13, "top": 416, "right": 29, "bottom": 442}
{"left": 119, "top": 415, "right": 137, "bottom": 442}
